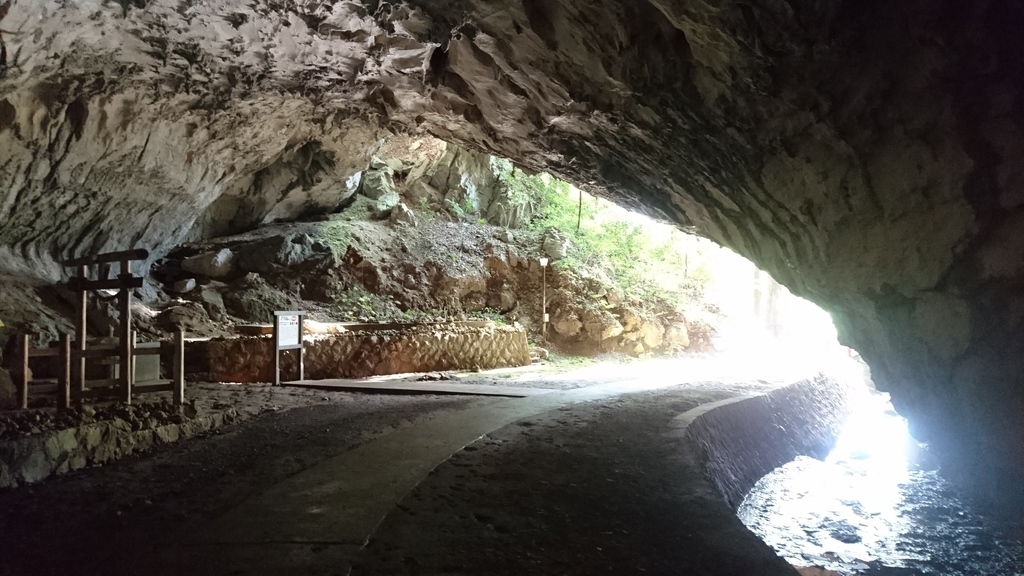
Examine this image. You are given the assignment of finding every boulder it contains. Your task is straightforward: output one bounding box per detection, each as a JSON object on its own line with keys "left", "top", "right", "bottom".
{"left": 665, "top": 322, "right": 690, "bottom": 348}
{"left": 552, "top": 312, "right": 583, "bottom": 337}
{"left": 222, "top": 273, "right": 294, "bottom": 323}
{"left": 389, "top": 202, "right": 417, "bottom": 226}
{"left": 605, "top": 288, "right": 623, "bottom": 306}
{"left": 498, "top": 288, "right": 517, "bottom": 312}
{"left": 407, "top": 180, "right": 441, "bottom": 203}
{"left": 172, "top": 278, "right": 197, "bottom": 293}
{"left": 620, "top": 309, "right": 642, "bottom": 332}
{"left": 461, "top": 292, "right": 487, "bottom": 313}
{"left": 375, "top": 191, "right": 402, "bottom": 219}
{"left": 181, "top": 249, "right": 234, "bottom": 279}
{"left": 198, "top": 287, "right": 228, "bottom": 322}
{"left": 360, "top": 164, "right": 397, "bottom": 200}
{"left": 157, "top": 302, "right": 214, "bottom": 334}
{"left": 582, "top": 309, "right": 623, "bottom": 341}
{"left": 234, "top": 234, "right": 329, "bottom": 273}
{"left": 543, "top": 229, "right": 570, "bottom": 260}
{"left": 639, "top": 320, "right": 665, "bottom": 349}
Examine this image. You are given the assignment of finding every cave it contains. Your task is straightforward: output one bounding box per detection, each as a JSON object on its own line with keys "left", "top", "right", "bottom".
{"left": 1, "top": 0, "right": 1022, "bottom": 551}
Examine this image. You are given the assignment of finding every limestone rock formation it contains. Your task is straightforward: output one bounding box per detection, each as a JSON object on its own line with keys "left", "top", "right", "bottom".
{"left": 1, "top": 0, "right": 1022, "bottom": 512}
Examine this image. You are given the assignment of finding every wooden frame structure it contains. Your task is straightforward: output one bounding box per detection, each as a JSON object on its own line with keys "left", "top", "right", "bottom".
{"left": 16, "top": 330, "right": 185, "bottom": 409}
{"left": 8, "top": 248, "right": 187, "bottom": 408}
{"left": 64, "top": 249, "right": 146, "bottom": 404}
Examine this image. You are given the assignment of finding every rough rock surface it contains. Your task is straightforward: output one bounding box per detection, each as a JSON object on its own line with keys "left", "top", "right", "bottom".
{"left": 0, "top": 368, "right": 15, "bottom": 410}
{"left": 1, "top": 1, "right": 1023, "bottom": 510}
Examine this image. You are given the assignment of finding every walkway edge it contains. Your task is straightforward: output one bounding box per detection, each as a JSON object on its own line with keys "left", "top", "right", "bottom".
{"left": 669, "top": 373, "right": 860, "bottom": 508}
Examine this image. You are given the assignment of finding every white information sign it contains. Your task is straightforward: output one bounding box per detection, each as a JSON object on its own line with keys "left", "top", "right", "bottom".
{"left": 278, "top": 315, "right": 301, "bottom": 348}
{"left": 274, "top": 310, "right": 306, "bottom": 386}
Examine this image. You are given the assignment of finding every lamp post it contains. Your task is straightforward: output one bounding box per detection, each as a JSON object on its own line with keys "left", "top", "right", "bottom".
{"left": 539, "top": 256, "right": 549, "bottom": 341}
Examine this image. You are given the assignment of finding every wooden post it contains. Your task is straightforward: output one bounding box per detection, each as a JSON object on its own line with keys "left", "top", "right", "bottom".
{"left": 172, "top": 330, "right": 185, "bottom": 406}
{"left": 119, "top": 259, "right": 133, "bottom": 404}
{"left": 577, "top": 187, "right": 583, "bottom": 231}
{"left": 57, "top": 334, "right": 71, "bottom": 409}
{"left": 297, "top": 314, "right": 305, "bottom": 382}
{"left": 273, "top": 314, "right": 281, "bottom": 387}
{"left": 130, "top": 330, "right": 137, "bottom": 385}
{"left": 18, "top": 334, "right": 29, "bottom": 410}
{"left": 541, "top": 263, "right": 548, "bottom": 342}
{"left": 75, "top": 264, "right": 88, "bottom": 399}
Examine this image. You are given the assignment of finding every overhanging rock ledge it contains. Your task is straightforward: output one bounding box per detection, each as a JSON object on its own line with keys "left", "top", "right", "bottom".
{"left": 0, "top": 0, "right": 1021, "bottom": 514}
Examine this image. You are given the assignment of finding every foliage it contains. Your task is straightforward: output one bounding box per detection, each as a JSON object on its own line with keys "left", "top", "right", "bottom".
{"left": 475, "top": 309, "right": 510, "bottom": 326}
{"left": 417, "top": 196, "right": 436, "bottom": 218}
{"left": 492, "top": 158, "right": 576, "bottom": 227}
{"left": 329, "top": 285, "right": 404, "bottom": 322}
{"left": 317, "top": 219, "right": 353, "bottom": 262}
{"left": 493, "top": 159, "right": 716, "bottom": 311}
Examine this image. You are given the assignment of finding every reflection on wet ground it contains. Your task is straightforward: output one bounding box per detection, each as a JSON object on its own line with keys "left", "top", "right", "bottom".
{"left": 738, "top": 392, "right": 1024, "bottom": 575}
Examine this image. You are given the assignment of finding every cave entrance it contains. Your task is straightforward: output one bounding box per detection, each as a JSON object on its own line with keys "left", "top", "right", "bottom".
{"left": 479, "top": 154, "right": 846, "bottom": 368}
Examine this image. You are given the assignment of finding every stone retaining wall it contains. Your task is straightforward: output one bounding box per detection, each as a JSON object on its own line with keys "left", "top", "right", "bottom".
{"left": 0, "top": 409, "right": 239, "bottom": 489}
{"left": 187, "top": 324, "right": 531, "bottom": 383}
{"left": 677, "top": 374, "right": 860, "bottom": 509}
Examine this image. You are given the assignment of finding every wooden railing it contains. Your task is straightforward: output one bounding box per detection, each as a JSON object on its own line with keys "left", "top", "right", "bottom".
{"left": 15, "top": 331, "right": 185, "bottom": 409}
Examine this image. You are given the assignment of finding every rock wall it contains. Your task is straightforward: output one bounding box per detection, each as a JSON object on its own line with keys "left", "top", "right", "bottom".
{"left": 679, "top": 374, "right": 859, "bottom": 509}
{"left": 1, "top": 1, "right": 1022, "bottom": 511}
{"left": 188, "top": 324, "right": 531, "bottom": 383}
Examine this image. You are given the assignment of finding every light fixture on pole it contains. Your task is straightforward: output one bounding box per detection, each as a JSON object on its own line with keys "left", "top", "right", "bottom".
{"left": 539, "top": 257, "right": 549, "bottom": 341}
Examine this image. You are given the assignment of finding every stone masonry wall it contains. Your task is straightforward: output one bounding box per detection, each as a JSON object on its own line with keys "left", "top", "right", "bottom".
{"left": 188, "top": 325, "right": 531, "bottom": 383}
{"left": 0, "top": 409, "right": 239, "bottom": 489}
{"left": 679, "top": 374, "right": 860, "bottom": 509}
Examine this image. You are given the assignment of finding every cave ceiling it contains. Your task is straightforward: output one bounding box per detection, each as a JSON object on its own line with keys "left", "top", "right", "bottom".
{"left": 0, "top": 0, "right": 1022, "bottom": 514}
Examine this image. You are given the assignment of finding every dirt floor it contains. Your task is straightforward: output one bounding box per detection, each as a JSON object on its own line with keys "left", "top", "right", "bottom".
{"left": 0, "top": 357, "right": 812, "bottom": 576}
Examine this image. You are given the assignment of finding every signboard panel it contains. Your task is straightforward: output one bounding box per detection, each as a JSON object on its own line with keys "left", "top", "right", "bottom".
{"left": 278, "top": 315, "right": 301, "bottom": 349}
{"left": 274, "top": 311, "right": 306, "bottom": 386}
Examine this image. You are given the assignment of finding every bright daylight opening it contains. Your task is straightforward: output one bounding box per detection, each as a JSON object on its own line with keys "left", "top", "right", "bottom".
{"left": 515, "top": 170, "right": 1022, "bottom": 576}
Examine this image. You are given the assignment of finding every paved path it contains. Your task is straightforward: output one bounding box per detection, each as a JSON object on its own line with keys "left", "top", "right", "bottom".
{"left": 125, "top": 376, "right": 710, "bottom": 575}
{"left": 3, "top": 355, "right": 824, "bottom": 576}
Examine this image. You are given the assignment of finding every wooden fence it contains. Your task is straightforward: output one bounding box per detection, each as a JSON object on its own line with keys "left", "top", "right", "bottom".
{"left": 16, "top": 331, "right": 185, "bottom": 409}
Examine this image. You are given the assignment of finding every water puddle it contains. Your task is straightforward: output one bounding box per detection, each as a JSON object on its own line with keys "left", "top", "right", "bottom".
{"left": 738, "top": 392, "right": 1024, "bottom": 575}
